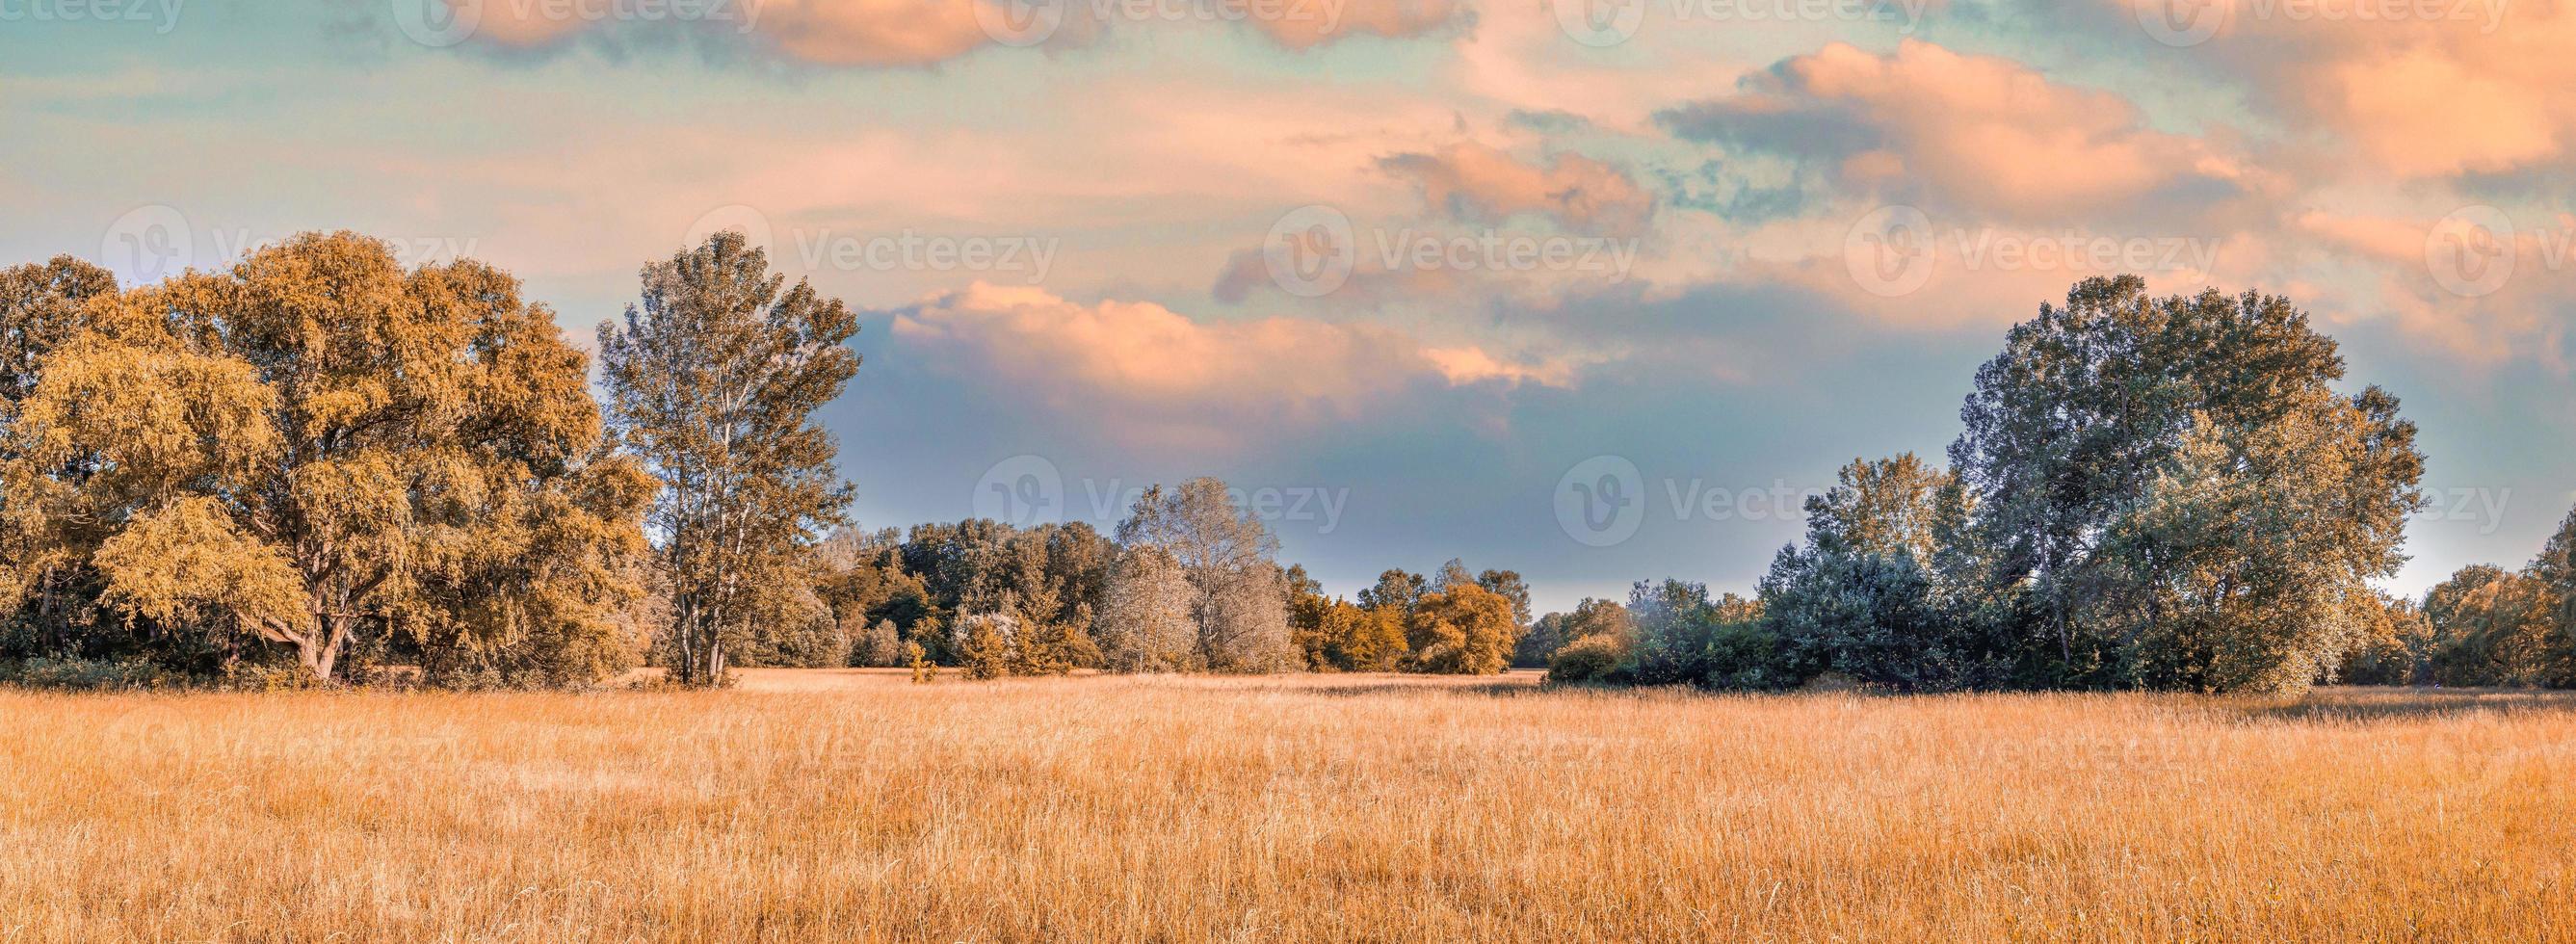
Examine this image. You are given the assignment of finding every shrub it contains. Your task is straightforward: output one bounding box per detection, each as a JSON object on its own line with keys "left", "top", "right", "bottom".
{"left": 0, "top": 657, "right": 186, "bottom": 691}
{"left": 1545, "top": 634, "right": 1627, "bottom": 684}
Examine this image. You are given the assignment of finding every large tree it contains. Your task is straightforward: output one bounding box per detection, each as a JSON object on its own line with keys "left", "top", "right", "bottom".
{"left": 599, "top": 231, "right": 859, "bottom": 686}
{"left": 1105, "top": 477, "right": 1296, "bottom": 672}
{"left": 1, "top": 233, "right": 649, "bottom": 683}
{"left": 0, "top": 256, "right": 120, "bottom": 654}
{"left": 1950, "top": 276, "right": 2424, "bottom": 694}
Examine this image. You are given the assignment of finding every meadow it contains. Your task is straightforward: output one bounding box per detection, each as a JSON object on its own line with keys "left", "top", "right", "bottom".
{"left": 3, "top": 671, "right": 2572, "bottom": 942}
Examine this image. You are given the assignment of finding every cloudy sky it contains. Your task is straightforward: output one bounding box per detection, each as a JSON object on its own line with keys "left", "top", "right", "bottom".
{"left": 3, "top": 0, "right": 2569, "bottom": 611}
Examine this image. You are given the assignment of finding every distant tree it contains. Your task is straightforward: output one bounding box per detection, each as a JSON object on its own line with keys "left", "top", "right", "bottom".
{"left": 1358, "top": 568, "right": 1426, "bottom": 615}
{"left": 598, "top": 231, "right": 859, "bottom": 687}
{"left": 1517, "top": 598, "right": 1629, "bottom": 669}
{"left": 1951, "top": 276, "right": 2424, "bottom": 694}
{"left": 1097, "top": 543, "right": 1198, "bottom": 672}
{"left": 955, "top": 611, "right": 1014, "bottom": 680}
{"left": 2336, "top": 591, "right": 2432, "bottom": 686}
{"left": 1405, "top": 581, "right": 1520, "bottom": 674}
{"left": 1475, "top": 568, "right": 1533, "bottom": 628}
{"left": 3, "top": 233, "right": 650, "bottom": 684}
{"left": 1108, "top": 479, "right": 1296, "bottom": 672}
{"left": 1329, "top": 600, "right": 1409, "bottom": 671}
{"left": 853, "top": 617, "right": 904, "bottom": 668}
{"left": 1623, "top": 580, "right": 1781, "bottom": 690}
{"left": 2425, "top": 564, "right": 2570, "bottom": 687}
{"left": 2534, "top": 505, "right": 2576, "bottom": 643}
{"left": 1286, "top": 564, "right": 1334, "bottom": 669}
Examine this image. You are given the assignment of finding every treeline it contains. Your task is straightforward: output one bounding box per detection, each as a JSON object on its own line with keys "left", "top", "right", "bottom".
{"left": 738, "top": 517, "right": 1534, "bottom": 679}
{"left": 0, "top": 230, "right": 1537, "bottom": 689}
{"left": 1522, "top": 276, "right": 2575, "bottom": 695}
{"left": 7, "top": 238, "right": 2564, "bottom": 695}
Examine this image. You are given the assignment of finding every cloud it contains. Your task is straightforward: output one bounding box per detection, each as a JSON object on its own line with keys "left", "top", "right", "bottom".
{"left": 1658, "top": 39, "right": 2253, "bottom": 225}
{"left": 441, "top": 0, "right": 1465, "bottom": 66}
{"left": 887, "top": 283, "right": 1568, "bottom": 448}
{"left": 2291, "top": 208, "right": 2574, "bottom": 364}
{"left": 1248, "top": 0, "right": 1467, "bottom": 48}
{"left": 2091, "top": 0, "right": 2564, "bottom": 180}
{"left": 1378, "top": 142, "right": 1655, "bottom": 236}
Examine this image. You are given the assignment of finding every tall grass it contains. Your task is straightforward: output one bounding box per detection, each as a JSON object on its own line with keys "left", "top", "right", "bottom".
{"left": 2, "top": 670, "right": 2570, "bottom": 941}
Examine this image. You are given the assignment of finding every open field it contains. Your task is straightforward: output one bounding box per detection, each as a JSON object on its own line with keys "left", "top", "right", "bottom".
{"left": 4, "top": 672, "right": 2573, "bottom": 941}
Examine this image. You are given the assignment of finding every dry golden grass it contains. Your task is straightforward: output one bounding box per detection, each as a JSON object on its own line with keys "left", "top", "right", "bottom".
{"left": 4, "top": 670, "right": 2573, "bottom": 941}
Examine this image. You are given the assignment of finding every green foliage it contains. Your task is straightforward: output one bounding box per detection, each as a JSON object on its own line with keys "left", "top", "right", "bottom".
{"left": 1543, "top": 634, "right": 1626, "bottom": 684}
{"left": 598, "top": 231, "right": 859, "bottom": 686}
{"left": 1951, "top": 277, "right": 2425, "bottom": 694}
{"left": 1518, "top": 598, "right": 1628, "bottom": 669}
{"left": 1621, "top": 580, "right": 1784, "bottom": 690}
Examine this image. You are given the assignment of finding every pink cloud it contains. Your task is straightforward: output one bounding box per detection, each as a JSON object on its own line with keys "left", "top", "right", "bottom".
{"left": 890, "top": 283, "right": 1567, "bottom": 447}
{"left": 1379, "top": 142, "right": 1654, "bottom": 236}
{"left": 1664, "top": 39, "right": 2254, "bottom": 224}
{"left": 445, "top": 0, "right": 1462, "bottom": 66}
{"left": 2100, "top": 0, "right": 2566, "bottom": 179}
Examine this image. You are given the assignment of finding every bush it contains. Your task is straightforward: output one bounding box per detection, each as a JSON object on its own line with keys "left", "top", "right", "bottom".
{"left": 0, "top": 657, "right": 187, "bottom": 691}
{"left": 1545, "top": 634, "right": 1628, "bottom": 684}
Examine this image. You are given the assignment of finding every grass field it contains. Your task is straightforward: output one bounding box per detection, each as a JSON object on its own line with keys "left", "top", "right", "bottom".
{"left": 4, "top": 670, "right": 2572, "bottom": 941}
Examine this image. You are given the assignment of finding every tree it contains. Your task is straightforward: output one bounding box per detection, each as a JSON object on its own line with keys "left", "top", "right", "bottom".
{"left": 853, "top": 617, "right": 904, "bottom": 668}
{"left": 598, "top": 231, "right": 859, "bottom": 686}
{"left": 1758, "top": 455, "right": 2009, "bottom": 692}
{"left": 1358, "top": 568, "right": 1426, "bottom": 615}
{"left": 2534, "top": 505, "right": 2576, "bottom": 644}
{"left": 1622, "top": 580, "right": 1780, "bottom": 689}
{"left": 1097, "top": 543, "right": 1197, "bottom": 672}
{"left": 1405, "top": 580, "right": 1519, "bottom": 674}
{"left": 1950, "top": 276, "right": 2424, "bottom": 694}
{"left": 1518, "top": 598, "right": 1629, "bottom": 669}
{"left": 1108, "top": 478, "right": 1296, "bottom": 672}
{"left": 2425, "top": 564, "right": 2571, "bottom": 687}
{"left": 1475, "top": 568, "right": 1533, "bottom": 628}
{"left": 2336, "top": 591, "right": 2432, "bottom": 686}
{"left": 2, "top": 233, "right": 650, "bottom": 684}
{"left": 0, "top": 256, "right": 120, "bottom": 659}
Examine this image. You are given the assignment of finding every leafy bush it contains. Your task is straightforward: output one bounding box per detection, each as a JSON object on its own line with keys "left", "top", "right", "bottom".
{"left": 0, "top": 657, "right": 186, "bottom": 691}
{"left": 1544, "top": 634, "right": 1627, "bottom": 684}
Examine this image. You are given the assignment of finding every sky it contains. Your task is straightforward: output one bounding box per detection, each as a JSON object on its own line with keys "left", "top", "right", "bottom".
{"left": 2, "top": 0, "right": 2570, "bottom": 612}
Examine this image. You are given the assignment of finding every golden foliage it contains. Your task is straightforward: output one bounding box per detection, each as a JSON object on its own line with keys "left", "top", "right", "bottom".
{"left": 90, "top": 497, "right": 305, "bottom": 638}
{"left": 0, "top": 232, "right": 646, "bottom": 682}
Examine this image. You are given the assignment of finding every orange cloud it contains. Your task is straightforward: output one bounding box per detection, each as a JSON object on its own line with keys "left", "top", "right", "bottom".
{"left": 1379, "top": 143, "right": 1654, "bottom": 236}
{"left": 1664, "top": 39, "right": 2251, "bottom": 224}
{"left": 2102, "top": 0, "right": 2565, "bottom": 179}
{"left": 890, "top": 283, "right": 1567, "bottom": 445}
